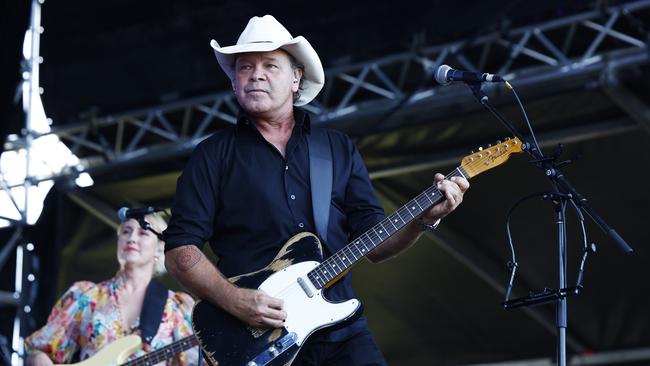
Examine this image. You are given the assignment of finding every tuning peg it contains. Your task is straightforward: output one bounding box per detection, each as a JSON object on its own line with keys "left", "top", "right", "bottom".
{"left": 478, "top": 147, "right": 483, "bottom": 151}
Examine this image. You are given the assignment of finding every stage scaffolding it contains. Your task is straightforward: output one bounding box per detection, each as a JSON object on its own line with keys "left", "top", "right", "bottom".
{"left": 3, "top": 0, "right": 648, "bottom": 185}
{"left": 2, "top": 1, "right": 650, "bottom": 365}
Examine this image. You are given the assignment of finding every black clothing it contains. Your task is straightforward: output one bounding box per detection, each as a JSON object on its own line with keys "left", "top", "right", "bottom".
{"left": 164, "top": 109, "right": 385, "bottom": 341}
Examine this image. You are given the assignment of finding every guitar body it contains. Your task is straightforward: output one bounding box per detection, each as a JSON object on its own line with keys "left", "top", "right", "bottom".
{"left": 192, "top": 232, "right": 361, "bottom": 366}
{"left": 54, "top": 335, "right": 141, "bottom": 366}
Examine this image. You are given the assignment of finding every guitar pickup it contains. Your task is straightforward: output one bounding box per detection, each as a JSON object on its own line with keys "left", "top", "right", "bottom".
{"left": 297, "top": 276, "right": 316, "bottom": 298}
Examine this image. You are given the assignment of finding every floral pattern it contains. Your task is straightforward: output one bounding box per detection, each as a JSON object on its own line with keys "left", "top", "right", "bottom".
{"left": 25, "top": 273, "right": 199, "bottom": 365}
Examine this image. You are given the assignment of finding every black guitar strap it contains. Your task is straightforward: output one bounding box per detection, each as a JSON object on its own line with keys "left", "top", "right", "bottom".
{"left": 139, "top": 279, "right": 168, "bottom": 344}
{"left": 307, "top": 127, "right": 333, "bottom": 246}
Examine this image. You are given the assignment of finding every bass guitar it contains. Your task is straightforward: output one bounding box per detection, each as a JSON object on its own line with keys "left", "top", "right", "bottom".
{"left": 54, "top": 334, "right": 198, "bottom": 366}
{"left": 192, "top": 138, "right": 524, "bottom": 366}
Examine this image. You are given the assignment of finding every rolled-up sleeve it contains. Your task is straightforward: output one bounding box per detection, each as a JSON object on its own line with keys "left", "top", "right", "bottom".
{"left": 164, "top": 140, "right": 221, "bottom": 252}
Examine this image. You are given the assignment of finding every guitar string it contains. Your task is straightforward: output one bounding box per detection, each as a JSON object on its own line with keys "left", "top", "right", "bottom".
{"left": 248, "top": 147, "right": 513, "bottom": 312}
{"left": 309, "top": 168, "right": 465, "bottom": 288}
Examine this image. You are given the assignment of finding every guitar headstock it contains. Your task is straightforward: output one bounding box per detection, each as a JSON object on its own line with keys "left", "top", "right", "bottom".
{"left": 460, "top": 137, "right": 523, "bottom": 178}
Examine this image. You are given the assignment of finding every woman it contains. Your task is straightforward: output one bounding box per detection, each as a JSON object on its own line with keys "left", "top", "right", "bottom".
{"left": 25, "top": 212, "right": 199, "bottom": 366}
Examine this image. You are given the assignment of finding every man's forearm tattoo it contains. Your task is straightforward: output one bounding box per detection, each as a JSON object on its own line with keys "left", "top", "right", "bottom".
{"left": 175, "top": 246, "right": 203, "bottom": 272}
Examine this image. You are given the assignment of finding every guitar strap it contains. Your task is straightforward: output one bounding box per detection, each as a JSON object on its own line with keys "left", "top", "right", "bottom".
{"left": 307, "top": 127, "right": 332, "bottom": 246}
{"left": 139, "top": 279, "right": 168, "bottom": 344}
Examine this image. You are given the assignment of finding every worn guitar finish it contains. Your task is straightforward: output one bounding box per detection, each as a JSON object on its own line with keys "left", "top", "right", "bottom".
{"left": 192, "top": 138, "right": 524, "bottom": 366}
{"left": 192, "top": 232, "right": 337, "bottom": 366}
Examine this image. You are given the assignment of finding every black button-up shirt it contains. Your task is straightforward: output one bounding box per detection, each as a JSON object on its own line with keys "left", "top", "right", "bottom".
{"left": 164, "top": 109, "right": 385, "bottom": 340}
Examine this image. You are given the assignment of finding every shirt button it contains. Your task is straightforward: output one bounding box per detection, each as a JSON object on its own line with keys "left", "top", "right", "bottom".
{"left": 285, "top": 165, "right": 289, "bottom": 170}
{"left": 298, "top": 222, "right": 304, "bottom": 228}
{"left": 290, "top": 194, "right": 296, "bottom": 200}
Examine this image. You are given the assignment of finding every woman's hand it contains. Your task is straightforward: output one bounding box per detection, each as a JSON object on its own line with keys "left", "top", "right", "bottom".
{"left": 26, "top": 351, "right": 54, "bottom": 366}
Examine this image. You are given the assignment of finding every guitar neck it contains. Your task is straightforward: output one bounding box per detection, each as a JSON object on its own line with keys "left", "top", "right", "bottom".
{"left": 121, "top": 335, "right": 198, "bottom": 366}
{"left": 307, "top": 166, "right": 469, "bottom": 289}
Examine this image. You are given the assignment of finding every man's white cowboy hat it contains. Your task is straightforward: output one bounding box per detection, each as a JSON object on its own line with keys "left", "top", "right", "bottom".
{"left": 210, "top": 15, "right": 324, "bottom": 106}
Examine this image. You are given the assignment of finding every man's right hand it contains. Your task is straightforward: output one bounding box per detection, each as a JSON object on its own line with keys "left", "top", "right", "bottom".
{"left": 225, "top": 287, "right": 286, "bottom": 328}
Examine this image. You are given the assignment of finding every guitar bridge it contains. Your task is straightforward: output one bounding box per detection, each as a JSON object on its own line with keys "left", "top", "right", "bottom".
{"left": 247, "top": 332, "right": 297, "bottom": 366}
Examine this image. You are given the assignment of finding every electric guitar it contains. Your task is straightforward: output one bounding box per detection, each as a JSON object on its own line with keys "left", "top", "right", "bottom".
{"left": 192, "top": 138, "right": 524, "bottom": 366}
{"left": 54, "top": 334, "right": 198, "bottom": 366}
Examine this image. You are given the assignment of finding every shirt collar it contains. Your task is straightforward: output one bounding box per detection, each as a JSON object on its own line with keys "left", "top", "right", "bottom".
{"left": 236, "top": 107, "right": 311, "bottom": 134}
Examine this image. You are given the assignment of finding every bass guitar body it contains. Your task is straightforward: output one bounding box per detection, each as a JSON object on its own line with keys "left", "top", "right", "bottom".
{"left": 192, "top": 232, "right": 361, "bottom": 366}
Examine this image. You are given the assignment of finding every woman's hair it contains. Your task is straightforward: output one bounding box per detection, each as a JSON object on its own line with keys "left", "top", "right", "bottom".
{"left": 117, "top": 210, "right": 169, "bottom": 276}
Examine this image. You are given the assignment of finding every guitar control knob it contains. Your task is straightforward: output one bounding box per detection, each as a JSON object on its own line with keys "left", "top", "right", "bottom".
{"left": 478, "top": 147, "right": 483, "bottom": 151}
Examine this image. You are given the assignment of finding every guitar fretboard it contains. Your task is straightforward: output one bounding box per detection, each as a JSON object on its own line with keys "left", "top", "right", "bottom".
{"left": 307, "top": 167, "right": 468, "bottom": 289}
{"left": 121, "top": 335, "right": 198, "bottom": 366}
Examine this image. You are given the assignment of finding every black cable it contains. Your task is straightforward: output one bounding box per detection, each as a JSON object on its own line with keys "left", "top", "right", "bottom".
{"left": 508, "top": 85, "right": 542, "bottom": 155}
{"left": 503, "top": 191, "right": 548, "bottom": 305}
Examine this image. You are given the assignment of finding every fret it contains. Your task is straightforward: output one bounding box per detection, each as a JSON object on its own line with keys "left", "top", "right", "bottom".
{"left": 378, "top": 222, "right": 391, "bottom": 236}
{"left": 413, "top": 197, "right": 425, "bottom": 211}
{"left": 122, "top": 336, "right": 197, "bottom": 366}
{"left": 340, "top": 247, "right": 357, "bottom": 265}
{"left": 347, "top": 243, "right": 362, "bottom": 260}
{"left": 329, "top": 255, "right": 344, "bottom": 275}
{"left": 310, "top": 272, "right": 325, "bottom": 288}
{"left": 405, "top": 202, "right": 418, "bottom": 218}
{"left": 312, "top": 268, "right": 327, "bottom": 284}
{"left": 394, "top": 210, "right": 408, "bottom": 226}
{"left": 450, "top": 167, "right": 468, "bottom": 179}
{"left": 319, "top": 265, "right": 333, "bottom": 282}
{"left": 385, "top": 215, "right": 399, "bottom": 231}
{"left": 360, "top": 232, "right": 374, "bottom": 251}
{"left": 373, "top": 225, "right": 388, "bottom": 241}
{"left": 421, "top": 190, "right": 435, "bottom": 205}
{"left": 354, "top": 236, "right": 367, "bottom": 255}
{"left": 366, "top": 230, "right": 381, "bottom": 248}
{"left": 352, "top": 238, "right": 368, "bottom": 256}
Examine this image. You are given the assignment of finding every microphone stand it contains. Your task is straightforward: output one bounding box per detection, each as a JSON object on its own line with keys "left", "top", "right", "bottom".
{"left": 463, "top": 82, "right": 633, "bottom": 366}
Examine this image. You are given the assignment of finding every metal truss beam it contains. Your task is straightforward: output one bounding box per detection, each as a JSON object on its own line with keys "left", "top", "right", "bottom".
{"left": 4, "top": 0, "right": 650, "bottom": 186}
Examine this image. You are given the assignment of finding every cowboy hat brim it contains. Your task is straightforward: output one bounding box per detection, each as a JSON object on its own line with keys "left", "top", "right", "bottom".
{"left": 210, "top": 37, "right": 324, "bottom": 106}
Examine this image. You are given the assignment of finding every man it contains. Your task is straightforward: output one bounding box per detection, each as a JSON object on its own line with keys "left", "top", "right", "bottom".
{"left": 164, "top": 15, "right": 469, "bottom": 365}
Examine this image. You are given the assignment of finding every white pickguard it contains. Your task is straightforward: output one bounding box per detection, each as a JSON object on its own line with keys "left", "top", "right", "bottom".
{"left": 258, "top": 261, "right": 360, "bottom": 346}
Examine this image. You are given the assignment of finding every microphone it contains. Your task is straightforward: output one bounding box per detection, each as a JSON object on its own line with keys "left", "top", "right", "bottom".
{"left": 434, "top": 64, "right": 504, "bottom": 85}
{"left": 117, "top": 206, "right": 162, "bottom": 222}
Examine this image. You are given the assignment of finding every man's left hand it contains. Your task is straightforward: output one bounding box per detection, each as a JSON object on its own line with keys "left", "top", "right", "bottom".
{"left": 421, "top": 173, "right": 470, "bottom": 223}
